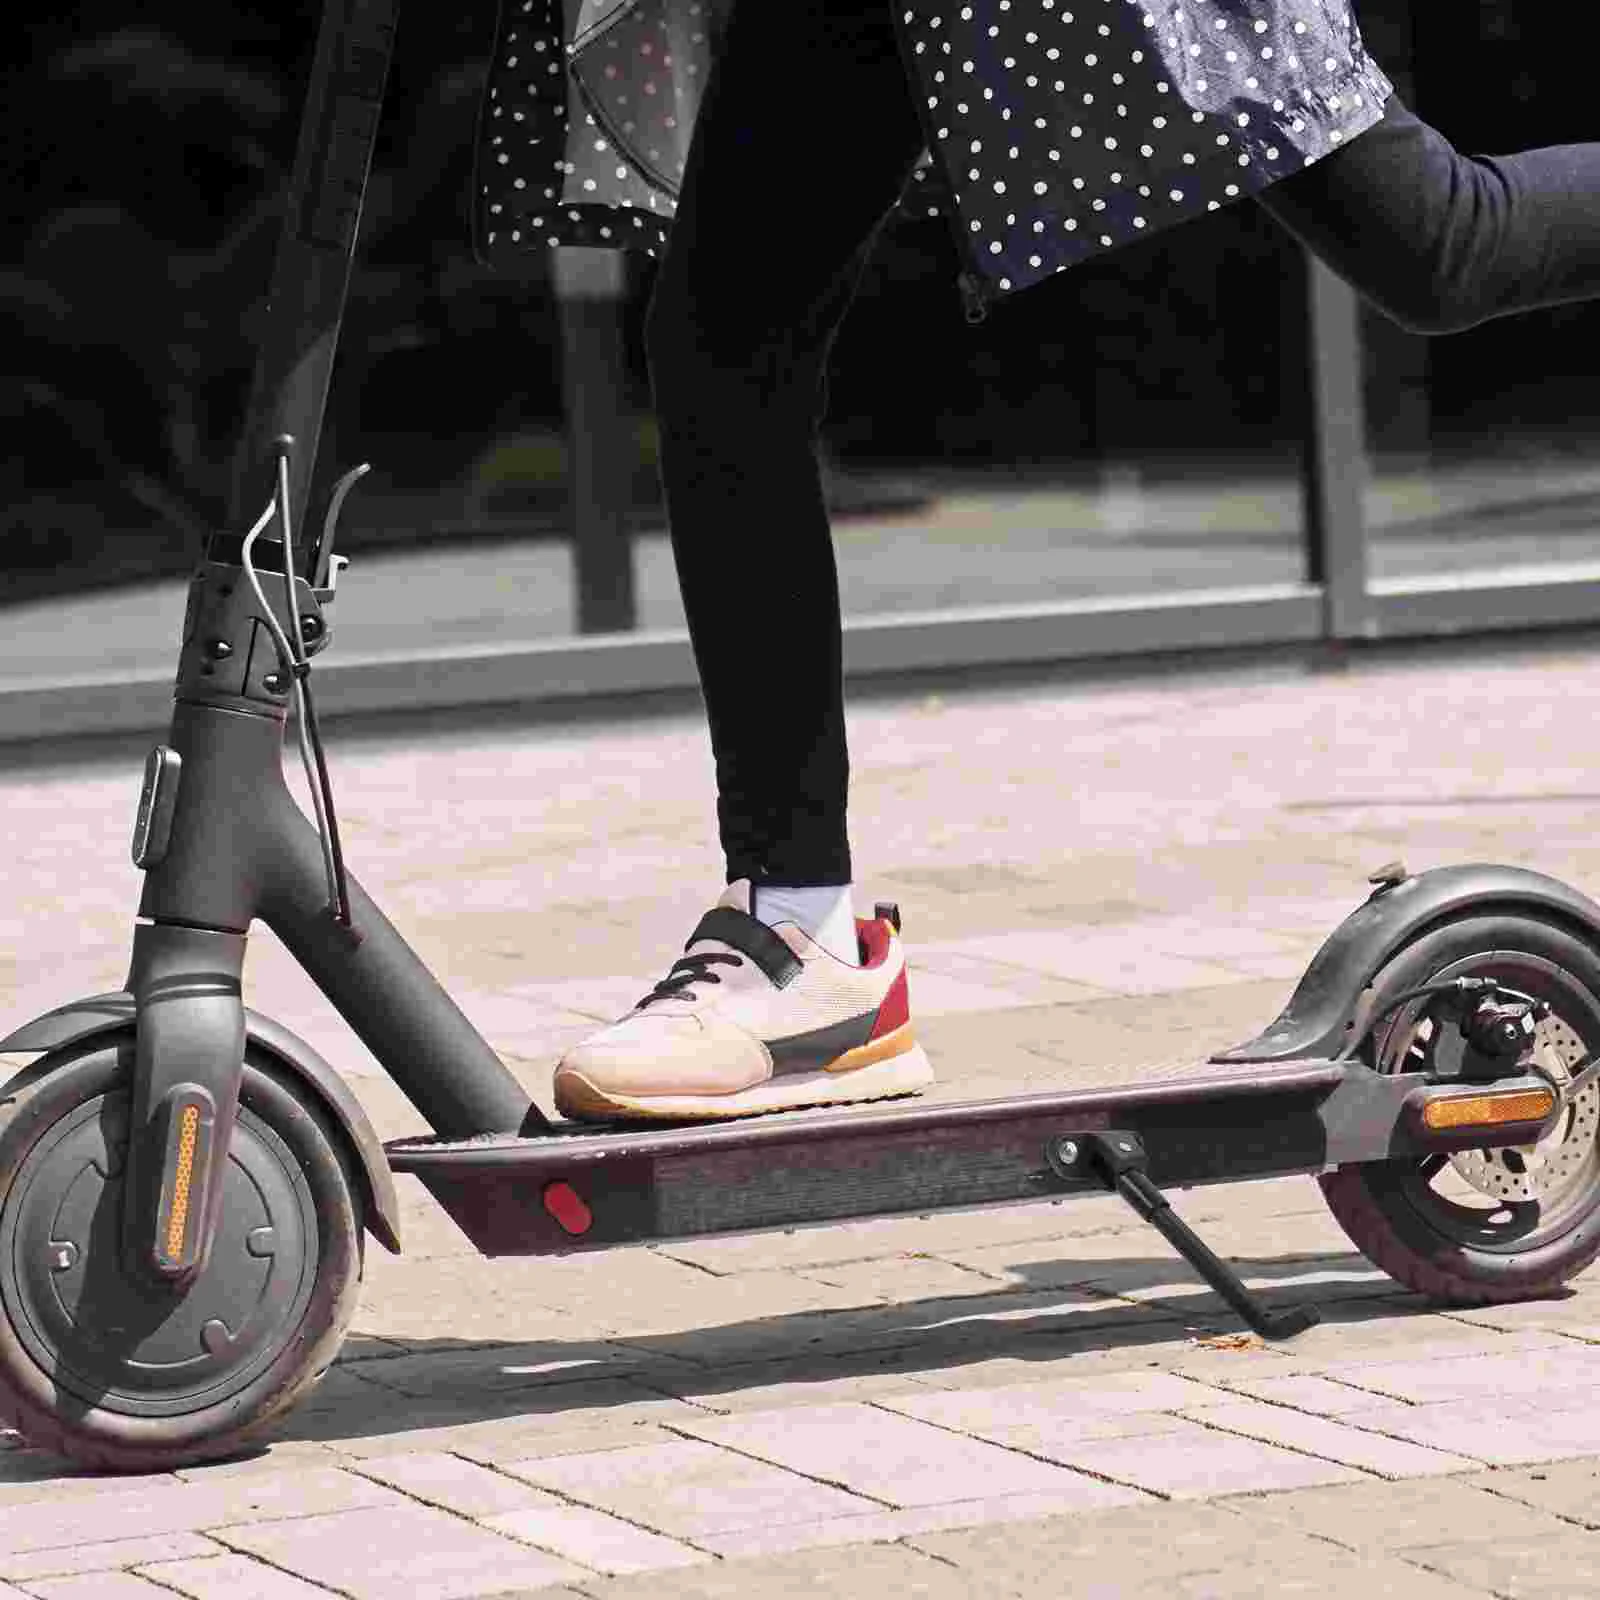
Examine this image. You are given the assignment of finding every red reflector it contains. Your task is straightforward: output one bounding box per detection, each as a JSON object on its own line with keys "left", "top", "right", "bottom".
{"left": 542, "top": 1181, "right": 593, "bottom": 1236}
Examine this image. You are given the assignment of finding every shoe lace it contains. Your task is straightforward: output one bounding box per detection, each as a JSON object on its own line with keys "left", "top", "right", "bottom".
{"left": 636, "top": 949, "right": 744, "bottom": 1008}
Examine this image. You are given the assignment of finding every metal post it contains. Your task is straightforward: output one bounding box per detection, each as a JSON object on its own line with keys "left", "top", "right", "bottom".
{"left": 553, "top": 246, "right": 637, "bottom": 634}
{"left": 1301, "top": 251, "right": 1373, "bottom": 641}
{"left": 226, "top": 0, "right": 399, "bottom": 548}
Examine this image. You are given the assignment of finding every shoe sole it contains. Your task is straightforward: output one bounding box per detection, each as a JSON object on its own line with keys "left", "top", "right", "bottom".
{"left": 554, "top": 1033, "right": 936, "bottom": 1122}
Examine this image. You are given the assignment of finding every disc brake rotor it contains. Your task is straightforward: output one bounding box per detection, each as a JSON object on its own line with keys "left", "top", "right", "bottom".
{"left": 1450, "top": 1014, "right": 1599, "bottom": 1202}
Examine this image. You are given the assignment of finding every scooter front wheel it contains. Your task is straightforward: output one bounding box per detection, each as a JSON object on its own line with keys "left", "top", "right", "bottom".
{"left": 1320, "top": 913, "right": 1600, "bottom": 1304}
{"left": 0, "top": 1038, "right": 362, "bottom": 1469}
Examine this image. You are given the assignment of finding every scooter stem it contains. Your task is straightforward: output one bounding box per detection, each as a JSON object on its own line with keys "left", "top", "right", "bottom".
{"left": 122, "top": 545, "right": 540, "bottom": 1281}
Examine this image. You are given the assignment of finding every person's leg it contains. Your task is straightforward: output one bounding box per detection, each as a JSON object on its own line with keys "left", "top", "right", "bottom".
{"left": 643, "top": 0, "right": 926, "bottom": 890}
{"left": 555, "top": 0, "right": 939, "bottom": 1121}
{"left": 1259, "top": 93, "right": 1600, "bottom": 335}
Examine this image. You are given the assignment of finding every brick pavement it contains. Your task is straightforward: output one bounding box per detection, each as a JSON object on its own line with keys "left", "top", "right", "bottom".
{"left": 9, "top": 642, "right": 1600, "bottom": 1593}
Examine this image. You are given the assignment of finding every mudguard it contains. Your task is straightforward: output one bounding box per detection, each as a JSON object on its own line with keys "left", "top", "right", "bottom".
{"left": 1214, "top": 864, "right": 1600, "bottom": 1065}
{"left": 0, "top": 992, "right": 400, "bottom": 1252}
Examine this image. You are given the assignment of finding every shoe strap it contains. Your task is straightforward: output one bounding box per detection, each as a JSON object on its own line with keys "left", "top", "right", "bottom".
{"left": 686, "top": 908, "right": 803, "bottom": 989}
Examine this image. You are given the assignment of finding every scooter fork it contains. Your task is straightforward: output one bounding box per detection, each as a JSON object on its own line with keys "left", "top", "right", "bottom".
{"left": 117, "top": 467, "right": 343, "bottom": 1286}
{"left": 122, "top": 923, "right": 247, "bottom": 1283}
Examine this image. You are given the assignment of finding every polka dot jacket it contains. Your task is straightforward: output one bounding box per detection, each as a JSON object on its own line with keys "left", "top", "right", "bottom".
{"left": 473, "top": 0, "right": 1394, "bottom": 322}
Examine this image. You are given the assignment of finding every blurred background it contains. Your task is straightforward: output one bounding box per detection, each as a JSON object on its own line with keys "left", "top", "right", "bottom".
{"left": 6, "top": 2, "right": 1600, "bottom": 695}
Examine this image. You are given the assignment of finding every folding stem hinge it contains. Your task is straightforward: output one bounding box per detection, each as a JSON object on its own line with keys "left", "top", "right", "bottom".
{"left": 1046, "top": 1131, "right": 1320, "bottom": 1341}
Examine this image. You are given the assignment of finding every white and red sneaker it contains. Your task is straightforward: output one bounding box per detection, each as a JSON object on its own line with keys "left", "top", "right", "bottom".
{"left": 553, "top": 880, "right": 933, "bottom": 1121}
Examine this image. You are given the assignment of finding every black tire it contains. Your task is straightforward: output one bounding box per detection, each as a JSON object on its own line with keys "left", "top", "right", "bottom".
{"left": 1320, "top": 913, "right": 1600, "bottom": 1305}
{"left": 0, "top": 1035, "right": 362, "bottom": 1469}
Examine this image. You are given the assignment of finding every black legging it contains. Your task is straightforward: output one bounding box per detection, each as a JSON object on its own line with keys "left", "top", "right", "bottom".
{"left": 644, "top": 0, "right": 1600, "bottom": 889}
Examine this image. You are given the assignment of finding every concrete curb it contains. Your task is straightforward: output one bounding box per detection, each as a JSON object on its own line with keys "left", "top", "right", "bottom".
{"left": 0, "top": 583, "right": 1318, "bottom": 746}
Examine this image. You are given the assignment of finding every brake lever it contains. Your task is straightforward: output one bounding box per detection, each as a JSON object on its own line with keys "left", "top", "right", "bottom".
{"left": 311, "top": 462, "right": 371, "bottom": 591}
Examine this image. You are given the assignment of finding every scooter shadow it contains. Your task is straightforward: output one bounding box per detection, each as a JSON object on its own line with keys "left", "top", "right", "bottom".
{"left": 263, "top": 1248, "right": 1509, "bottom": 1455}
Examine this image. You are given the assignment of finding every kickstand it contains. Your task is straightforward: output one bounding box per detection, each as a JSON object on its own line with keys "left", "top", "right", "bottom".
{"left": 1052, "top": 1131, "right": 1320, "bottom": 1341}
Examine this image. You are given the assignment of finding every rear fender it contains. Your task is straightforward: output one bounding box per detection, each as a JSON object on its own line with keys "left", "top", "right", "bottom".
{"left": 1214, "top": 864, "right": 1600, "bottom": 1065}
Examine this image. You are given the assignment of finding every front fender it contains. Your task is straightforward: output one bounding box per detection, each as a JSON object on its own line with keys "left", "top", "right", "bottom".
{"left": 1214, "top": 864, "right": 1600, "bottom": 1065}
{"left": 1, "top": 992, "right": 400, "bottom": 1253}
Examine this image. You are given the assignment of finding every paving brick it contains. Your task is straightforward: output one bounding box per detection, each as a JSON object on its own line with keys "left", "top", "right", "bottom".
{"left": 795, "top": 1254, "right": 1005, "bottom": 1303}
{"left": 1315, "top": 1344, "right": 1600, "bottom": 1406}
{"left": 351, "top": 1255, "right": 615, "bottom": 1343}
{"left": 907, "top": 1500, "right": 1324, "bottom": 1590}
{"left": 344, "top": 1340, "right": 695, "bottom": 1400}
{"left": 1437, "top": 1290, "right": 1600, "bottom": 1335}
{"left": 950, "top": 1408, "right": 1200, "bottom": 1454}
{"left": 135, "top": 1552, "right": 336, "bottom": 1598}
{"left": 0, "top": 1460, "right": 181, "bottom": 1507}
{"left": 581, "top": 1538, "right": 1015, "bottom": 1600}
{"left": 1036, "top": 1255, "right": 1389, "bottom": 1318}
{"left": 173, "top": 1442, "right": 346, "bottom": 1482}
{"left": 1332, "top": 1394, "right": 1600, "bottom": 1467}
{"left": 509, "top": 1438, "right": 883, "bottom": 1537}
{"left": 468, "top": 1592, "right": 592, "bottom": 1600}
{"left": 935, "top": 1207, "right": 1363, "bottom": 1300}
{"left": 284, "top": 1376, "right": 698, "bottom": 1457}
{"left": 651, "top": 1197, "right": 1122, "bottom": 1276}
{"left": 887, "top": 1368, "right": 1223, "bottom": 1432}
{"left": 353, "top": 1452, "right": 564, "bottom": 1517}
{"left": 360, "top": 1419, "right": 685, "bottom": 1469}
{"left": 681, "top": 1401, "right": 1130, "bottom": 1508}
{"left": 778, "top": 1285, "right": 1166, "bottom": 1366}
{"left": 1399, "top": 1530, "right": 1600, "bottom": 1598}
{"left": 1161, "top": 1341, "right": 1312, "bottom": 1385}
{"left": 1264, "top": 1307, "right": 1571, "bottom": 1367}
{"left": 220, "top": 1503, "right": 582, "bottom": 1600}
{"left": 24, "top": 1576, "right": 177, "bottom": 1599}
{"left": 901, "top": 967, "right": 1093, "bottom": 1020}
{"left": 1031, "top": 1414, "right": 1364, "bottom": 1497}
{"left": 483, "top": 1504, "right": 707, "bottom": 1575}
{"left": 1121, "top": 916, "right": 1314, "bottom": 964}
{"left": 698, "top": 1483, "right": 1151, "bottom": 1560}
{"left": 0, "top": 1468, "right": 402, "bottom": 1558}
{"left": 1179, "top": 1396, "right": 1477, "bottom": 1478}
{"left": 1226, "top": 1475, "right": 1575, "bottom": 1554}
{"left": 917, "top": 930, "right": 1247, "bottom": 995}
{"left": 583, "top": 1268, "right": 914, "bottom": 1340}
{"left": 897, "top": 1328, "right": 1295, "bottom": 1393}
{"left": 1458, "top": 1459, "right": 1600, "bottom": 1525}
{"left": 1158, "top": 1551, "right": 1502, "bottom": 1599}
{"left": 652, "top": 1356, "right": 931, "bottom": 1415}
{"left": 0, "top": 1533, "right": 222, "bottom": 1584}
{"left": 1212, "top": 1374, "right": 1410, "bottom": 1415}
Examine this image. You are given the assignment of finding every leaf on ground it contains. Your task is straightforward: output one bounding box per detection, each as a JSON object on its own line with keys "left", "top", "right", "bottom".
{"left": 1190, "top": 1332, "right": 1263, "bottom": 1351}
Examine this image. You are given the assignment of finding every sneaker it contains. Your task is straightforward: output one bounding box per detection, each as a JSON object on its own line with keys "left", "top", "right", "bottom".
{"left": 552, "top": 880, "right": 934, "bottom": 1121}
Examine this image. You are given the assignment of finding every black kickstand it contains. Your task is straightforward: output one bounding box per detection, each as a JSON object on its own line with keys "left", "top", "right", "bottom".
{"left": 1051, "top": 1131, "right": 1320, "bottom": 1341}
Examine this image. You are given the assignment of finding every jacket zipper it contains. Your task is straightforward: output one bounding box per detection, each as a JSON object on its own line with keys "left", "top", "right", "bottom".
{"left": 888, "top": 12, "right": 995, "bottom": 328}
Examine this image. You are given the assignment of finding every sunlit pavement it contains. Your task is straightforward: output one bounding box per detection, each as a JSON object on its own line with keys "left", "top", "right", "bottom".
{"left": 6, "top": 639, "right": 1600, "bottom": 1594}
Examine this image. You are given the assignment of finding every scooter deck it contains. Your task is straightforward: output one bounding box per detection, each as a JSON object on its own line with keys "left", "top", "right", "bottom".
{"left": 385, "top": 1054, "right": 1359, "bottom": 1254}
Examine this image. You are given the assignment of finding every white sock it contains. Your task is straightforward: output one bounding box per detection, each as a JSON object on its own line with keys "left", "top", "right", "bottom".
{"left": 754, "top": 882, "right": 860, "bottom": 966}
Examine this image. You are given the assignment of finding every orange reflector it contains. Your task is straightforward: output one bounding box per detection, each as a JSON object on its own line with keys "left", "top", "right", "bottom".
{"left": 542, "top": 1181, "right": 593, "bottom": 1236}
{"left": 165, "top": 1103, "right": 201, "bottom": 1261}
{"left": 1421, "top": 1087, "right": 1557, "bottom": 1132}
{"left": 151, "top": 1087, "right": 215, "bottom": 1274}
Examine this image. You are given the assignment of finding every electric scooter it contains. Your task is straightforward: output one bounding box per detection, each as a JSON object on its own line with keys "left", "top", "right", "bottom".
{"left": 7, "top": 0, "right": 1600, "bottom": 1472}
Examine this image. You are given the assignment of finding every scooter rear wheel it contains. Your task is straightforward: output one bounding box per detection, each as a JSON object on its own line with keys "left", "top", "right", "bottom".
{"left": 1320, "top": 914, "right": 1600, "bottom": 1304}
{"left": 0, "top": 1037, "right": 362, "bottom": 1469}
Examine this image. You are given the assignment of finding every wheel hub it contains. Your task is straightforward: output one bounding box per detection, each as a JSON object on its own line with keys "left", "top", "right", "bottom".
{"left": 1451, "top": 1015, "right": 1599, "bottom": 1202}
{"left": 0, "top": 1091, "right": 317, "bottom": 1418}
